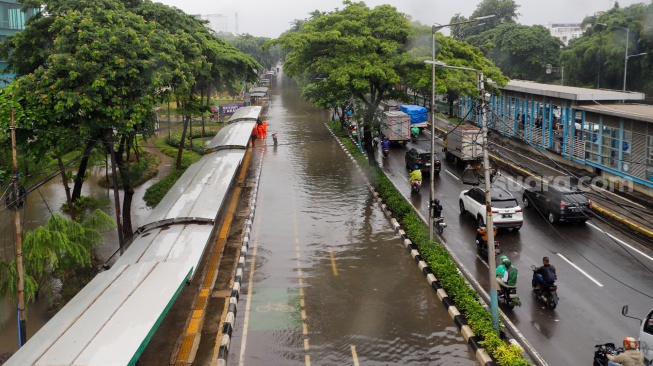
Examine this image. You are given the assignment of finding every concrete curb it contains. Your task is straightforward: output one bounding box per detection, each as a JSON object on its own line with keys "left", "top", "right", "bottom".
{"left": 326, "top": 124, "right": 497, "bottom": 366}
{"left": 216, "top": 154, "right": 265, "bottom": 366}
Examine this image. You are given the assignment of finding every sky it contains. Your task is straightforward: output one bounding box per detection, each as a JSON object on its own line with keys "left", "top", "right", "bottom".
{"left": 152, "top": 0, "right": 648, "bottom": 38}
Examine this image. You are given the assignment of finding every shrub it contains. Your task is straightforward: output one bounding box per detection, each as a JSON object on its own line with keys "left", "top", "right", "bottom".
{"left": 143, "top": 169, "right": 185, "bottom": 208}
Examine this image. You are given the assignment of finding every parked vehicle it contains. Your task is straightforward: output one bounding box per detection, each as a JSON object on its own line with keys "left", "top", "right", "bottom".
{"left": 531, "top": 265, "right": 559, "bottom": 309}
{"left": 459, "top": 187, "right": 523, "bottom": 230}
{"left": 400, "top": 104, "right": 428, "bottom": 129}
{"left": 405, "top": 148, "right": 441, "bottom": 173}
{"left": 379, "top": 110, "right": 411, "bottom": 145}
{"left": 621, "top": 305, "right": 653, "bottom": 365}
{"left": 444, "top": 124, "right": 482, "bottom": 165}
{"left": 522, "top": 184, "right": 592, "bottom": 224}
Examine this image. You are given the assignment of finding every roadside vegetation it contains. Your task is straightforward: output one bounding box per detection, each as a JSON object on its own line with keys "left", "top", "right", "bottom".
{"left": 327, "top": 121, "right": 528, "bottom": 365}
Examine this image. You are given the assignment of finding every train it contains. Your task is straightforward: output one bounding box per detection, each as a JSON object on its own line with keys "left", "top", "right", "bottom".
{"left": 5, "top": 105, "right": 264, "bottom": 366}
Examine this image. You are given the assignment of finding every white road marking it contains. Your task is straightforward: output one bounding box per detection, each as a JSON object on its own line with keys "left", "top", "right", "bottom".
{"left": 445, "top": 169, "right": 460, "bottom": 180}
{"left": 239, "top": 238, "right": 258, "bottom": 366}
{"left": 556, "top": 253, "right": 603, "bottom": 287}
{"left": 502, "top": 175, "right": 525, "bottom": 189}
{"left": 587, "top": 223, "right": 653, "bottom": 262}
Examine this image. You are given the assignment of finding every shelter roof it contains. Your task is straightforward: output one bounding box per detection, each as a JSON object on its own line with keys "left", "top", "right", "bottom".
{"left": 500, "top": 79, "right": 645, "bottom": 102}
{"left": 575, "top": 103, "right": 653, "bottom": 123}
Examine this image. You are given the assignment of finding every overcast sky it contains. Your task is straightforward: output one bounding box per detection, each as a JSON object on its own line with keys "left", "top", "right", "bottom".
{"left": 153, "top": 0, "right": 647, "bottom": 38}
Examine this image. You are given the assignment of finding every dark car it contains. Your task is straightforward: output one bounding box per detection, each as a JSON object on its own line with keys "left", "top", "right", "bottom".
{"left": 522, "top": 185, "right": 593, "bottom": 224}
{"left": 405, "top": 148, "right": 441, "bottom": 173}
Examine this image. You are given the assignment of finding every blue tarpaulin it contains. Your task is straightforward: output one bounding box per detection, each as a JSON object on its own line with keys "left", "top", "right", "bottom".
{"left": 400, "top": 105, "right": 428, "bottom": 125}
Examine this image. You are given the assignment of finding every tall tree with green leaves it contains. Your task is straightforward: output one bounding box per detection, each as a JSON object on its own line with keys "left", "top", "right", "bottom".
{"left": 0, "top": 210, "right": 115, "bottom": 306}
{"left": 466, "top": 23, "right": 563, "bottom": 82}
{"left": 276, "top": 1, "right": 414, "bottom": 164}
{"left": 451, "top": 0, "right": 521, "bottom": 39}
{"left": 405, "top": 23, "right": 508, "bottom": 116}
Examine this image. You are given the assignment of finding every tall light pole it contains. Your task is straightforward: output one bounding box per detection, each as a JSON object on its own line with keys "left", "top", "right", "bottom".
{"left": 596, "top": 23, "right": 647, "bottom": 91}
{"left": 425, "top": 60, "right": 500, "bottom": 333}
{"left": 428, "top": 14, "right": 495, "bottom": 242}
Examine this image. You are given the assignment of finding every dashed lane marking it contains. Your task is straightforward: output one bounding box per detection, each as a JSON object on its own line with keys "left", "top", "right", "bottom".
{"left": 445, "top": 169, "right": 460, "bottom": 181}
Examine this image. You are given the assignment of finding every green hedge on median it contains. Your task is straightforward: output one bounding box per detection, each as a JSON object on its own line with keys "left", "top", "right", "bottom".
{"left": 327, "top": 121, "right": 529, "bottom": 366}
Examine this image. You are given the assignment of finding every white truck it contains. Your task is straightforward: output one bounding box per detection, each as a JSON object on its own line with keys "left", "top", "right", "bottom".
{"left": 380, "top": 110, "right": 410, "bottom": 145}
{"left": 444, "top": 124, "right": 482, "bottom": 164}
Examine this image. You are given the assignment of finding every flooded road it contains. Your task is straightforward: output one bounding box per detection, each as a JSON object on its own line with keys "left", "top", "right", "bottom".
{"left": 227, "top": 74, "right": 477, "bottom": 364}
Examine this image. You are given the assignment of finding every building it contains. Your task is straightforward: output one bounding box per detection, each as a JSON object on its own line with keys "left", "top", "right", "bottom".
{"left": 0, "top": 0, "right": 39, "bottom": 84}
{"left": 545, "top": 22, "right": 585, "bottom": 46}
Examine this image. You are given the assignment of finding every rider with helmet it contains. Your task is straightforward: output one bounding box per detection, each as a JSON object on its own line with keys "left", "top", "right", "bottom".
{"left": 496, "top": 255, "right": 518, "bottom": 288}
{"left": 476, "top": 225, "right": 497, "bottom": 247}
{"left": 410, "top": 126, "right": 420, "bottom": 141}
{"left": 607, "top": 336, "right": 645, "bottom": 366}
{"left": 409, "top": 165, "right": 423, "bottom": 184}
{"left": 381, "top": 136, "right": 390, "bottom": 149}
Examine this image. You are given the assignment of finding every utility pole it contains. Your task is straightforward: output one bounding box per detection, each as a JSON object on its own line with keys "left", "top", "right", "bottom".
{"left": 9, "top": 109, "right": 27, "bottom": 346}
{"left": 479, "top": 77, "right": 500, "bottom": 333}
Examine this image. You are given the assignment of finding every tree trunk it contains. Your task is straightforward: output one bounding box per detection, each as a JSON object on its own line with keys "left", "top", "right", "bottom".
{"left": 103, "top": 135, "right": 125, "bottom": 254}
{"left": 200, "top": 88, "right": 206, "bottom": 137}
{"left": 116, "top": 136, "right": 134, "bottom": 239}
{"left": 189, "top": 117, "right": 193, "bottom": 149}
{"left": 176, "top": 116, "right": 189, "bottom": 170}
{"left": 363, "top": 127, "right": 377, "bottom": 166}
{"left": 71, "top": 138, "right": 96, "bottom": 202}
{"left": 57, "top": 154, "right": 76, "bottom": 221}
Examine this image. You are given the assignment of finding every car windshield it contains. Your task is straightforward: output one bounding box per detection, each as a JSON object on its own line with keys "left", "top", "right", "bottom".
{"left": 563, "top": 193, "right": 588, "bottom": 204}
{"left": 492, "top": 199, "right": 519, "bottom": 208}
{"left": 419, "top": 153, "right": 437, "bottom": 160}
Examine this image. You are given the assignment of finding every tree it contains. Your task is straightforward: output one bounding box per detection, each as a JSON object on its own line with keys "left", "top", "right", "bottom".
{"left": 453, "top": 0, "right": 521, "bottom": 38}
{"left": 466, "top": 23, "right": 563, "bottom": 82}
{"left": 276, "top": 1, "right": 414, "bottom": 165}
{"left": 0, "top": 211, "right": 115, "bottom": 306}
{"left": 562, "top": 2, "right": 653, "bottom": 93}
{"left": 404, "top": 23, "right": 508, "bottom": 116}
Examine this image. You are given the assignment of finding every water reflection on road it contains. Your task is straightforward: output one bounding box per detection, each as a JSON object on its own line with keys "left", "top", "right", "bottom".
{"left": 227, "top": 74, "right": 477, "bottom": 365}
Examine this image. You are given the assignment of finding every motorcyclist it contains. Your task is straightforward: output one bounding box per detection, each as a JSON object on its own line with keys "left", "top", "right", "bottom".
{"left": 476, "top": 225, "right": 497, "bottom": 247}
{"left": 381, "top": 136, "right": 390, "bottom": 150}
{"left": 409, "top": 165, "right": 422, "bottom": 184}
{"left": 532, "top": 256, "right": 557, "bottom": 289}
{"left": 607, "top": 336, "right": 645, "bottom": 366}
{"left": 496, "top": 255, "right": 518, "bottom": 288}
{"left": 432, "top": 198, "right": 443, "bottom": 218}
{"left": 410, "top": 126, "right": 420, "bottom": 140}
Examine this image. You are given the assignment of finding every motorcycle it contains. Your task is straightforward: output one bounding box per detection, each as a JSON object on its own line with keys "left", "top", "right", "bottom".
{"left": 593, "top": 343, "right": 622, "bottom": 366}
{"left": 434, "top": 216, "right": 447, "bottom": 234}
{"left": 411, "top": 180, "right": 421, "bottom": 194}
{"left": 382, "top": 146, "right": 389, "bottom": 157}
{"left": 272, "top": 133, "right": 278, "bottom": 146}
{"left": 476, "top": 236, "right": 502, "bottom": 260}
{"left": 411, "top": 132, "right": 418, "bottom": 143}
{"left": 497, "top": 283, "right": 521, "bottom": 309}
{"left": 531, "top": 265, "right": 559, "bottom": 309}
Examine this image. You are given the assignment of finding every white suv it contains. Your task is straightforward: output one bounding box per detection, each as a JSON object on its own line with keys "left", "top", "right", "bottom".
{"left": 459, "top": 187, "right": 523, "bottom": 230}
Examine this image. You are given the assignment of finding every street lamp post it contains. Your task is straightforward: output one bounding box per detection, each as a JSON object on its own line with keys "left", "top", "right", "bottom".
{"left": 425, "top": 60, "right": 500, "bottom": 333}
{"left": 596, "top": 23, "right": 647, "bottom": 91}
{"left": 428, "top": 14, "right": 495, "bottom": 242}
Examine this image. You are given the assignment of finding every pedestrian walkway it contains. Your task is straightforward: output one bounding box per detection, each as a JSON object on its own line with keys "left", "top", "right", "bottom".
{"left": 431, "top": 116, "right": 653, "bottom": 244}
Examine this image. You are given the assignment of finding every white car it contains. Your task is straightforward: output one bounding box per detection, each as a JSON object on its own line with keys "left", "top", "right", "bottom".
{"left": 459, "top": 187, "right": 523, "bottom": 230}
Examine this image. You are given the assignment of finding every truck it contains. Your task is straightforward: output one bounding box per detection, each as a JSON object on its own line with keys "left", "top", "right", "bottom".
{"left": 444, "top": 124, "right": 482, "bottom": 164}
{"left": 399, "top": 104, "right": 429, "bottom": 129}
{"left": 380, "top": 110, "right": 411, "bottom": 145}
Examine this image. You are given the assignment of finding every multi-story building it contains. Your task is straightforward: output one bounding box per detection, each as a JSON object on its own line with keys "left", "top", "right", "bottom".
{"left": 0, "top": 0, "right": 39, "bottom": 85}
{"left": 545, "top": 22, "right": 586, "bottom": 46}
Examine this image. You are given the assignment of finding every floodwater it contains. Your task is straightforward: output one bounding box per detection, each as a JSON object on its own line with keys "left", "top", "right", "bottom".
{"left": 0, "top": 133, "right": 174, "bottom": 354}
{"left": 226, "top": 74, "right": 477, "bottom": 365}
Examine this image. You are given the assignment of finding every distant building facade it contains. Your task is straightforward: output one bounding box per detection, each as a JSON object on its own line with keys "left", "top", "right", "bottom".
{"left": 545, "top": 22, "right": 586, "bottom": 46}
{"left": 1, "top": 0, "right": 39, "bottom": 85}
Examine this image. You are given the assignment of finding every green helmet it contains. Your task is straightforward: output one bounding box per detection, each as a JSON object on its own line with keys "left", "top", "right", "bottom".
{"left": 500, "top": 255, "right": 511, "bottom": 267}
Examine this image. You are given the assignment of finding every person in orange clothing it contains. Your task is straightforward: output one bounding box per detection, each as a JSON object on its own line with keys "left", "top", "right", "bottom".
{"left": 261, "top": 120, "right": 268, "bottom": 138}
